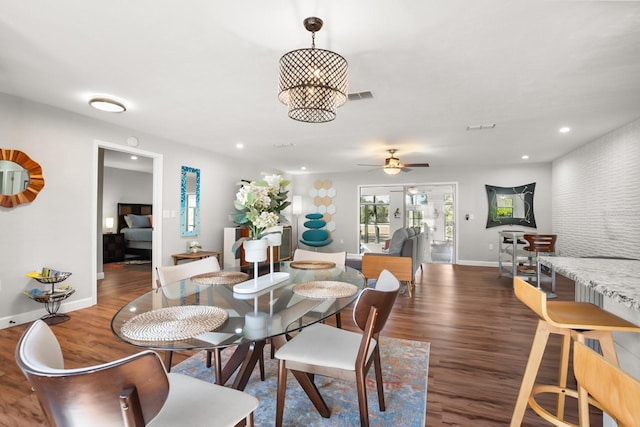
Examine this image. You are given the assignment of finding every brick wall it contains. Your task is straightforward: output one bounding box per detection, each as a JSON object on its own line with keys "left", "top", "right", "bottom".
{"left": 552, "top": 118, "right": 640, "bottom": 258}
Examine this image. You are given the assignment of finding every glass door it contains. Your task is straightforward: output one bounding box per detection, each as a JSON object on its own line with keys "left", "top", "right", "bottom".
{"left": 359, "top": 183, "right": 456, "bottom": 262}
{"left": 359, "top": 193, "right": 390, "bottom": 253}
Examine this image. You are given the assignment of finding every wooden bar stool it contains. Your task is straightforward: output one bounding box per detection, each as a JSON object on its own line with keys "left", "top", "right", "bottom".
{"left": 510, "top": 277, "right": 640, "bottom": 426}
{"left": 572, "top": 339, "right": 640, "bottom": 427}
{"left": 522, "top": 233, "right": 557, "bottom": 296}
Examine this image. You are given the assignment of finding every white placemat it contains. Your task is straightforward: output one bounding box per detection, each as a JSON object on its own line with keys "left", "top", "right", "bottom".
{"left": 292, "top": 281, "right": 358, "bottom": 299}
{"left": 121, "top": 305, "right": 228, "bottom": 342}
{"left": 191, "top": 271, "right": 250, "bottom": 285}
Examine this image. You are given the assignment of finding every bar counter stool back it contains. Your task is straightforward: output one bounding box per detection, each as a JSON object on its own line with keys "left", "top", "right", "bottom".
{"left": 522, "top": 233, "right": 557, "bottom": 294}
{"left": 510, "top": 277, "right": 640, "bottom": 426}
{"left": 573, "top": 340, "right": 640, "bottom": 427}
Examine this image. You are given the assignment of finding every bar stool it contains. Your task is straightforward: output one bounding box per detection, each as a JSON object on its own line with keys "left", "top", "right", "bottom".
{"left": 510, "top": 277, "right": 640, "bottom": 426}
{"left": 572, "top": 339, "right": 640, "bottom": 427}
{"left": 522, "top": 233, "right": 557, "bottom": 296}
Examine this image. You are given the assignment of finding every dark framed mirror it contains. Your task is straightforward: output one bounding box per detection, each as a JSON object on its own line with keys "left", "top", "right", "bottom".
{"left": 0, "top": 149, "right": 45, "bottom": 208}
{"left": 180, "top": 166, "right": 200, "bottom": 237}
{"left": 485, "top": 183, "right": 536, "bottom": 228}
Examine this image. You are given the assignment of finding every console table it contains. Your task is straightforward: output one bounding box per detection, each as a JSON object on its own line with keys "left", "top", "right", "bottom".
{"left": 171, "top": 251, "right": 222, "bottom": 266}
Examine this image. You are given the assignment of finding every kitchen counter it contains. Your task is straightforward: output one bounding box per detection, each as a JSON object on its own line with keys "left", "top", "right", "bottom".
{"left": 538, "top": 256, "right": 640, "bottom": 311}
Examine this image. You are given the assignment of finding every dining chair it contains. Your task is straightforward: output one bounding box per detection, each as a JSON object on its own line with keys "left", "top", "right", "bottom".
{"left": 275, "top": 269, "right": 400, "bottom": 427}
{"left": 362, "top": 253, "right": 413, "bottom": 297}
{"left": 572, "top": 340, "right": 640, "bottom": 427}
{"left": 292, "top": 248, "right": 346, "bottom": 265}
{"left": 156, "top": 257, "right": 265, "bottom": 382}
{"left": 292, "top": 248, "right": 347, "bottom": 327}
{"left": 16, "top": 320, "right": 258, "bottom": 427}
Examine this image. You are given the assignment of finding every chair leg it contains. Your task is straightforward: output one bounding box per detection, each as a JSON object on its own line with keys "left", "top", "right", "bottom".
{"left": 164, "top": 350, "right": 174, "bottom": 373}
{"left": 335, "top": 312, "right": 342, "bottom": 329}
{"left": 355, "top": 367, "right": 370, "bottom": 427}
{"left": 555, "top": 331, "right": 571, "bottom": 420}
{"left": 510, "top": 320, "right": 552, "bottom": 427}
{"left": 259, "top": 346, "right": 265, "bottom": 381}
{"left": 276, "top": 360, "right": 288, "bottom": 427}
{"left": 372, "top": 346, "right": 386, "bottom": 411}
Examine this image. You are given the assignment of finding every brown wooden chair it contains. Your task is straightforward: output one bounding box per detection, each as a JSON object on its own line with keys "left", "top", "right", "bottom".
{"left": 275, "top": 269, "right": 400, "bottom": 427}
{"left": 16, "top": 320, "right": 258, "bottom": 427}
{"left": 510, "top": 277, "right": 640, "bottom": 426}
{"left": 573, "top": 340, "right": 640, "bottom": 427}
{"left": 522, "top": 233, "right": 557, "bottom": 293}
{"left": 362, "top": 253, "right": 413, "bottom": 297}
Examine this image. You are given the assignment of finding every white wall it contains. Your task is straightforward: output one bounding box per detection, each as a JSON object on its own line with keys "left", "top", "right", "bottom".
{"left": 0, "top": 93, "right": 270, "bottom": 327}
{"left": 293, "top": 162, "right": 552, "bottom": 264}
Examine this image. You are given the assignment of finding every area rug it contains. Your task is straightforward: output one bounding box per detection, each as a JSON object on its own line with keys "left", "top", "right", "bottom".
{"left": 172, "top": 336, "right": 429, "bottom": 426}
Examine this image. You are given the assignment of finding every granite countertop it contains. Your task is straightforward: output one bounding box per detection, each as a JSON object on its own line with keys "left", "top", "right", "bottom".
{"left": 538, "top": 256, "right": 640, "bottom": 311}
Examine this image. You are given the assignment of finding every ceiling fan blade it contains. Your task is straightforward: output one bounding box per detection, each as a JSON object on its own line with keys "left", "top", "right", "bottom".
{"left": 357, "top": 163, "right": 384, "bottom": 167}
{"left": 402, "top": 163, "right": 430, "bottom": 167}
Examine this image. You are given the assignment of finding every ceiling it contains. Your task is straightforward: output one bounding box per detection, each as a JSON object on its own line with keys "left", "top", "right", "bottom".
{"left": 2, "top": 1, "right": 640, "bottom": 175}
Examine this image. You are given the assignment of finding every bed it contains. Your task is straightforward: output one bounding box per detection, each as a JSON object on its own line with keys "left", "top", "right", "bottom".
{"left": 117, "top": 203, "right": 153, "bottom": 260}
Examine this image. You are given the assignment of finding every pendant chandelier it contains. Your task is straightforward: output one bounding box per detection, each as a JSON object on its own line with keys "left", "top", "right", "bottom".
{"left": 278, "top": 17, "right": 348, "bottom": 123}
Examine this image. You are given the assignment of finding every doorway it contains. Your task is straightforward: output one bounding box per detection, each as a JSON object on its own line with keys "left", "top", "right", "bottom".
{"left": 92, "top": 140, "right": 163, "bottom": 304}
{"left": 359, "top": 183, "right": 457, "bottom": 264}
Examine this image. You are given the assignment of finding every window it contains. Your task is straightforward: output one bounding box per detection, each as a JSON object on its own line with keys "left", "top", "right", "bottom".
{"left": 360, "top": 195, "right": 390, "bottom": 243}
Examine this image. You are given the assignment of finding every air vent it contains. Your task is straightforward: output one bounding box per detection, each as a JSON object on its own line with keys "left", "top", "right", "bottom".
{"left": 348, "top": 91, "right": 374, "bottom": 101}
{"left": 466, "top": 124, "right": 496, "bottom": 131}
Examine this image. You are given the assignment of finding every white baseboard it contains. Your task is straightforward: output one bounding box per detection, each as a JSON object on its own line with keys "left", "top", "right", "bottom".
{"left": 97, "top": 271, "right": 105, "bottom": 280}
{"left": 0, "top": 296, "right": 94, "bottom": 329}
{"left": 455, "top": 260, "right": 499, "bottom": 268}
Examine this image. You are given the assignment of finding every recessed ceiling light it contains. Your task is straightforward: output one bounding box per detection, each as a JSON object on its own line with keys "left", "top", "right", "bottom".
{"left": 301, "top": 166, "right": 307, "bottom": 170}
{"left": 559, "top": 126, "right": 571, "bottom": 133}
{"left": 236, "top": 143, "right": 244, "bottom": 149}
{"left": 130, "top": 156, "right": 138, "bottom": 160}
{"left": 521, "top": 155, "right": 529, "bottom": 160}
{"left": 89, "top": 97, "right": 126, "bottom": 113}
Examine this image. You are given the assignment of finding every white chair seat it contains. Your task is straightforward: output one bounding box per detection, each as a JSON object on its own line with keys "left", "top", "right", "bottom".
{"left": 276, "top": 323, "right": 377, "bottom": 371}
{"left": 149, "top": 372, "right": 258, "bottom": 426}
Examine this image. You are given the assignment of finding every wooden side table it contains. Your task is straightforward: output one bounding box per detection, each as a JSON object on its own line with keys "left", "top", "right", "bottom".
{"left": 103, "top": 233, "right": 125, "bottom": 263}
{"left": 171, "top": 251, "right": 222, "bottom": 266}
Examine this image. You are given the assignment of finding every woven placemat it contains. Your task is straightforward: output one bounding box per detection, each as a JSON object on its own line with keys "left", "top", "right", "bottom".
{"left": 121, "top": 305, "right": 228, "bottom": 342}
{"left": 290, "top": 260, "right": 336, "bottom": 270}
{"left": 191, "top": 271, "right": 250, "bottom": 285}
{"left": 293, "top": 281, "right": 358, "bottom": 299}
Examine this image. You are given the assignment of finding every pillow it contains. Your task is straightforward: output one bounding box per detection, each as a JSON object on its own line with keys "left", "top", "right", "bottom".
{"left": 123, "top": 214, "right": 133, "bottom": 228}
{"left": 129, "top": 214, "right": 152, "bottom": 228}
{"left": 387, "top": 227, "right": 409, "bottom": 256}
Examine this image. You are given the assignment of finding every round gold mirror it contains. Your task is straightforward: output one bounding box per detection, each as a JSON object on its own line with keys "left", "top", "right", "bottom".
{"left": 0, "top": 149, "right": 45, "bottom": 208}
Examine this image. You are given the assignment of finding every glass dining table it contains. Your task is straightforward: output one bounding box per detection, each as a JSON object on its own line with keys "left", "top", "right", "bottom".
{"left": 111, "top": 261, "right": 364, "bottom": 416}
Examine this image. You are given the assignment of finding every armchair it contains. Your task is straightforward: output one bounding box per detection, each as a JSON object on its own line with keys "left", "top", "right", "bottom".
{"left": 362, "top": 226, "right": 427, "bottom": 295}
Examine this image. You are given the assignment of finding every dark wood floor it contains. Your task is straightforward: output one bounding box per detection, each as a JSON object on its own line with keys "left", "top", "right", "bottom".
{"left": 0, "top": 262, "right": 602, "bottom": 426}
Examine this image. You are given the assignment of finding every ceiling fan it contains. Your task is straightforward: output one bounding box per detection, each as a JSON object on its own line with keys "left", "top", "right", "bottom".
{"left": 358, "top": 149, "right": 430, "bottom": 175}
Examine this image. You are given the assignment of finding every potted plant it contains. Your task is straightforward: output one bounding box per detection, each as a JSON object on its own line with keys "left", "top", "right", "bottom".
{"left": 188, "top": 241, "right": 202, "bottom": 253}
{"left": 230, "top": 175, "right": 291, "bottom": 262}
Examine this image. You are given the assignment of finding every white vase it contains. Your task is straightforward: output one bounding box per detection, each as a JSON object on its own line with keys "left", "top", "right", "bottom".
{"left": 243, "top": 238, "right": 268, "bottom": 263}
{"left": 264, "top": 225, "right": 283, "bottom": 247}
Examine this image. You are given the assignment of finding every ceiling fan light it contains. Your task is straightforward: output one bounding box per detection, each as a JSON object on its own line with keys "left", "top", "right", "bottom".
{"left": 383, "top": 166, "right": 402, "bottom": 175}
